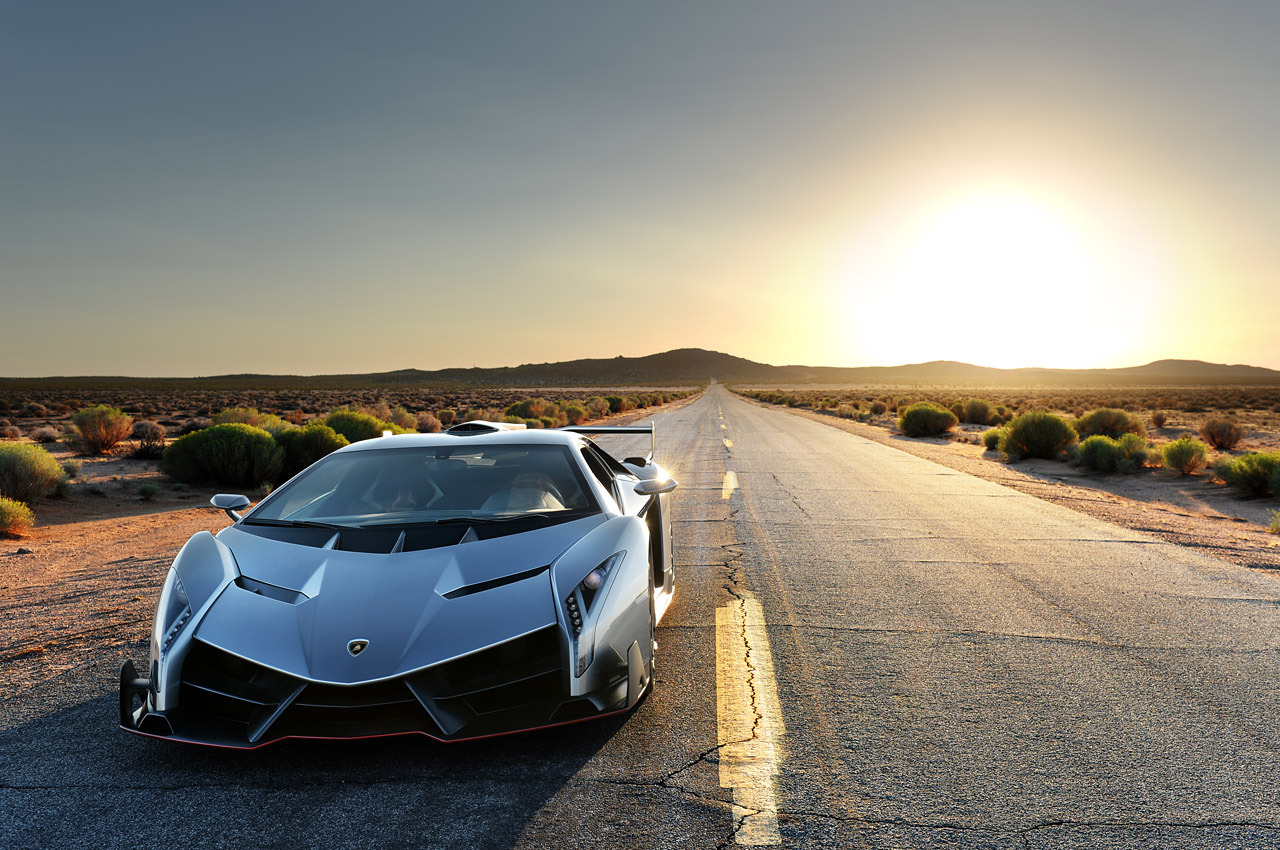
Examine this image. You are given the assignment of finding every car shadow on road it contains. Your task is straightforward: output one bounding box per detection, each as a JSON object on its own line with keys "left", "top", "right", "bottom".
{"left": 0, "top": 692, "right": 627, "bottom": 849}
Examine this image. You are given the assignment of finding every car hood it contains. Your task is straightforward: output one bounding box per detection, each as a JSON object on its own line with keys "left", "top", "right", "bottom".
{"left": 193, "top": 515, "right": 606, "bottom": 684}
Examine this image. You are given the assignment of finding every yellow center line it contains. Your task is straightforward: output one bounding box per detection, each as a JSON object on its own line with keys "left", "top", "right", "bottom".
{"left": 721, "top": 471, "right": 738, "bottom": 500}
{"left": 724, "top": 438, "right": 733, "bottom": 448}
{"left": 717, "top": 592, "right": 786, "bottom": 844}
{"left": 721, "top": 423, "right": 727, "bottom": 430}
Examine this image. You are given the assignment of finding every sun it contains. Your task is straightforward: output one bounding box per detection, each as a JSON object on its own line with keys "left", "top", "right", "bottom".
{"left": 832, "top": 186, "right": 1165, "bottom": 369}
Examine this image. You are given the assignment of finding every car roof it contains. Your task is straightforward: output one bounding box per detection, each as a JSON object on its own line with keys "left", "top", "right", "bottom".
{"left": 332, "top": 425, "right": 587, "bottom": 455}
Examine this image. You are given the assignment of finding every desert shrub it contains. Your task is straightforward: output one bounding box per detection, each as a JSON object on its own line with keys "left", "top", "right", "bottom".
{"left": 962, "top": 399, "right": 994, "bottom": 425}
{"left": 437, "top": 409, "right": 457, "bottom": 427}
{"left": 564, "top": 404, "right": 588, "bottom": 425}
{"left": 1269, "top": 510, "right": 1280, "bottom": 535}
{"left": 390, "top": 406, "right": 419, "bottom": 431}
{"left": 582, "top": 397, "right": 607, "bottom": 418}
{"left": 523, "top": 418, "right": 544, "bottom": 429}
{"left": 274, "top": 423, "right": 349, "bottom": 482}
{"left": 999, "top": 411, "right": 1077, "bottom": 461}
{"left": 0, "top": 443, "right": 66, "bottom": 503}
{"left": 0, "top": 496, "right": 34, "bottom": 537}
{"left": 1273, "top": 467, "right": 1280, "bottom": 501}
{"left": 1116, "top": 433, "right": 1150, "bottom": 470}
{"left": 415, "top": 412, "right": 442, "bottom": 433}
{"left": 1216, "top": 452, "right": 1280, "bottom": 497}
{"left": 1161, "top": 438, "right": 1209, "bottom": 475}
{"left": 982, "top": 429, "right": 1003, "bottom": 451}
{"left": 898, "top": 402, "right": 958, "bottom": 438}
{"left": 869, "top": 401, "right": 888, "bottom": 416}
{"left": 66, "top": 405, "right": 134, "bottom": 453}
{"left": 160, "top": 423, "right": 284, "bottom": 487}
{"left": 30, "top": 425, "right": 59, "bottom": 443}
{"left": 1074, "top": 408, "right": 1145, "bottom": 440}
{"left": 131, "top": 420, "right": 167, "bottom": 459}
{"left": 213, "top": 407, "right": 293, "bottom": 437}
{"left": 0, "top": 425, "right": 20, "bottom": 440}
{"left": 179, "top": 418, "right": 211, "bottom": 435}
{"left": 1075, "top": 436, "right": 1123, "bottom": 473}
{"left": 1075, "top": 434, "right": 1149, "bottom": 473}
{"left": 321, "top": 410, "right": 409, "bottom": 443}
{"left": 948, "top": 401, "right": 964, "bottom": 420}
{"left": 138, "top": 483, "right": 159, "bottom": 501}
{"left": 61, "top": 458, "right": 82, "bottom": 478}
{"left": 605, "top": 396, "right": 631, "bottom": 414}
{"left": 364, "top": 400, "right": 394, "bottom": 421}
{"left": 507, "top": 398, "right": 550, "bottom": 419}
{"left": 1151, "top": 411, "right": 1167, "bottom": 429}
{"left": 1200, "top": 418, "right": 1245, "bottom": 450}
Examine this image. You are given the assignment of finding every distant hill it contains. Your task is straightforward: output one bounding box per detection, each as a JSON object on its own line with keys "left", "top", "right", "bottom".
{"left": 3, "top": 349, "right": 1278, "bottom": 389}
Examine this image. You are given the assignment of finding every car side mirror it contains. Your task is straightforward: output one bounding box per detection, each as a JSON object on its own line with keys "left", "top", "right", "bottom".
{"left": 210, "top": 493, "right": 251, "bottom": 521}
{"left": 633, "top": 477, "right": 677, "bottom": 496}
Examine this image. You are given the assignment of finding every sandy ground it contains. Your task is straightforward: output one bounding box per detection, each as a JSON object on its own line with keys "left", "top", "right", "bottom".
{"left": 768, "top": 405, "right": 1280, "bottom": 572}
{"left": 0, "top": 396, "right": 701, "bottom": 711}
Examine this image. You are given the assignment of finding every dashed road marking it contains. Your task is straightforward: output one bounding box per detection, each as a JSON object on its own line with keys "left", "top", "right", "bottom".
{"left": 717, "top": 592, "right": 785, "bottom": 844}
{"left": 721, "top": 471, "right": 738, "bottom": 500}
{"left": 724, "top": 439, "right": 733, "bottom": 448}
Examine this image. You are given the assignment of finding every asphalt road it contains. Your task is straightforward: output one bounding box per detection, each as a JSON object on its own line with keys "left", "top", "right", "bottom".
{"left": 6, "top": 384, "right": 1280, "bottom": 848}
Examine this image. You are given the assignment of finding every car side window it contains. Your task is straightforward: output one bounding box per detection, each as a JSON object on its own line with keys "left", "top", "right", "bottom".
{"left": 580, "top": 448, "right": 618, "bottom": 509}
{"left": 587, "top": 440, "right": 639, "bottom": 480}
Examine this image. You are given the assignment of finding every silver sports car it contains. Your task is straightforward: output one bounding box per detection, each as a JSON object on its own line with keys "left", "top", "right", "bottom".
{"left": 119, "top": 421, "right": 677, "bottom": 748}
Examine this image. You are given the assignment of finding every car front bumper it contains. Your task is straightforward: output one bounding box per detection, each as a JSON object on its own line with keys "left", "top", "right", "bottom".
{"left": 119, "top": 627, "right": 636, "bottom": 749}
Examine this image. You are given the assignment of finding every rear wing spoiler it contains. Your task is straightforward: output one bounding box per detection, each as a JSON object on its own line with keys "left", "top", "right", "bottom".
{"left": 561, "top": 423, "right": 655, "bottom": 461}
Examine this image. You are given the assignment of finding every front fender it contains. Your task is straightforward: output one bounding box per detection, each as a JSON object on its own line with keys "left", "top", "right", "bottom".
{"left": 550, "top": 515, "right": 650, "bottom": 695}
{"left": 151, "top": 531, "right": 240, "bottom": 712}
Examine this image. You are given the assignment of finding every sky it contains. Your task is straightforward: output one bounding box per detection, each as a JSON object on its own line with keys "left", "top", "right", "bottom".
{"left": 2, "top": 1, "right": 1278, "bottom": 377}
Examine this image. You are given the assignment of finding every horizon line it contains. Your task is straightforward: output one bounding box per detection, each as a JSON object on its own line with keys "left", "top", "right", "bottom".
{"left": 1, "top": 349, "right": 1278, "bottom": 382}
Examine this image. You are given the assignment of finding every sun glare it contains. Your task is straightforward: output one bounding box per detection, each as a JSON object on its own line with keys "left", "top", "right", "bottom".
{"left": 834, "top": 186, "right": 1166, "bottom": 369}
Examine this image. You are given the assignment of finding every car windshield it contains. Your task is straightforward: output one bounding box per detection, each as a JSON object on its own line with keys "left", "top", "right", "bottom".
{"left": 245, "top": 444, "right": 598, "bottom": 528}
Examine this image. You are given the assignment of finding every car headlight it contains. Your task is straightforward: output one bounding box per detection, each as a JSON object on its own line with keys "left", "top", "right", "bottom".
{"left": 150, "top": 568, "right": 192, "bottom": 670}
{"left": 564, "top": 551, "right": 624, "bottom": 675}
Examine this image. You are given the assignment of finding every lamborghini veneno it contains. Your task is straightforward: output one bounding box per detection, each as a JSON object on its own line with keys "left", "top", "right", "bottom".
{"left": 119, "top": 421, "right": 677, "bottom": 747}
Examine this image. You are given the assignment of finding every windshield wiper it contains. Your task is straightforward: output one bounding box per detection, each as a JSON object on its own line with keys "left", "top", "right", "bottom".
{"left": 434, "top": 514, "right": 555, "bottom": 525}
{"left": 358, "top": 512, "right": 585, "bottom": 529}
{"left": 242, "top": 518, "right": 352, "bottom": 530}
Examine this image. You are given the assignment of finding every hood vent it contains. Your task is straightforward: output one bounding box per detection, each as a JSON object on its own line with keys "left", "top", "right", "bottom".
{"left": 238, "top": 513, "right": 588, "bottom": 553}
{"left": 441, "top": 565, "right": 549, "bottom": 600}
{"left": 235, "top": 576, "right": 307, "bottom": 605}
{"left": 238, "top": 523, "right": 471, "bottom": 554}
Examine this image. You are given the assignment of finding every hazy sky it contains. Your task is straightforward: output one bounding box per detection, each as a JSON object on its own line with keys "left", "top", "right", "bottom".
{"left": 3, "top": 1, "right": 1278, "bottom": 376}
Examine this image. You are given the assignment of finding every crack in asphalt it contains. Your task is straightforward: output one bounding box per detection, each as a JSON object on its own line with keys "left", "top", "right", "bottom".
{"left": 768, "top": 472, "right": 811, "bottom": 520}
{"left": 570, "top": 490, "right": 775, "bottom": 846}
{"left": 716, "top": 543, "right": 786, "bottom": 844}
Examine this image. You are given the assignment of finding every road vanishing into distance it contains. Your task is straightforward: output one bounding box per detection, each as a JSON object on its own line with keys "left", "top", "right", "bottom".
{"left": 6, "top": 383, "right": 1280, "bottom": 848}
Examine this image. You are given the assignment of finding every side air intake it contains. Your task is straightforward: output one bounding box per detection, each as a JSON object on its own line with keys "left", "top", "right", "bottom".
{"left": 446, "top": 420, "right": 527, "bottom": 434}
